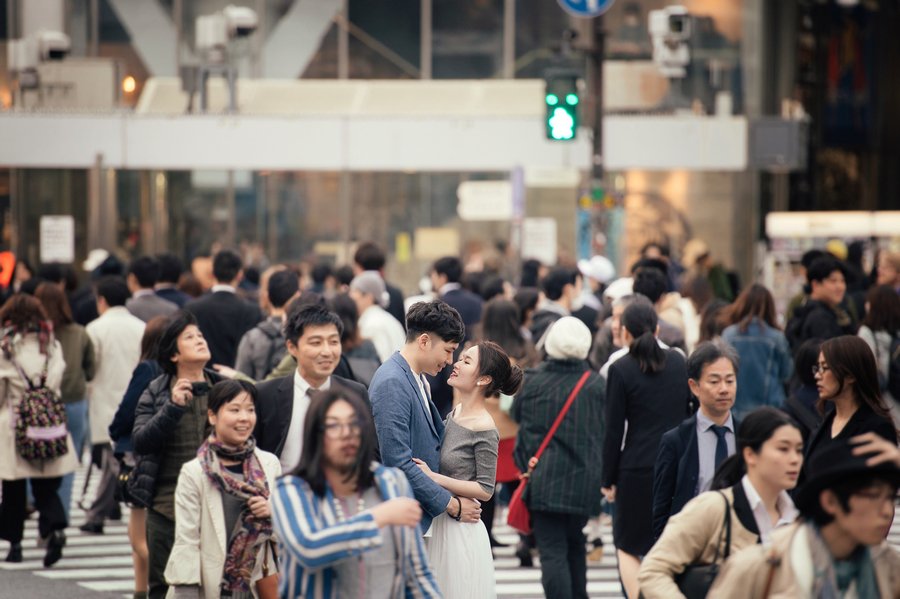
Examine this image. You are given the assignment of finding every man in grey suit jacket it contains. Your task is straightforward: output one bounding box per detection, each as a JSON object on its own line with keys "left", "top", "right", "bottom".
{"left": 370, "top": 300, "right": 481, "bottom": 532}
{"left": 125, "top": 255, "right": 178, "bottom": 323}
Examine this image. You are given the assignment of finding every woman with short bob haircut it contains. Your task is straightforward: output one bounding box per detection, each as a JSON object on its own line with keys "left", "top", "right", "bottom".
{"left": 639, "top": 407, "right": 804, "bottom": 598}
{"left": 164, "top": 380, "right": 281, "bottom": 598}
{"left": 802, "top": 335, "right": 898, "bottom": 483}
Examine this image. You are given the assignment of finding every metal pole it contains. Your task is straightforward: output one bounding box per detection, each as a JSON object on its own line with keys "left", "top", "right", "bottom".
{"left": 502, "top": 0, "right": 515, "bottom": 79}
{"left": 338, "top": 0, "right": 349, "bottom": 79}
{"left": 255, "top": 0, "right": 265, "bottom": 78}
{"left": 226, "top": 171, "right": 236, "bottom": 248}
{"left": 266, "top": 174, "right": 277, "bottom": 262}
{"left": 420, "top": 0, "right": 432, "bottom": 79}
{"left": 174, "top": 0, "right": 183, "bottom": 70}
{"left": 9, "top": 170, "right": 19, "bottom": 256}
{"left": 590, "top": 16, "right": 605, "bottom": 181}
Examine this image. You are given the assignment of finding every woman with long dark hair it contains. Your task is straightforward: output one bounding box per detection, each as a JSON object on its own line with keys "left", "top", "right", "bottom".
{"left": 34, "top": 282, "right": 96, "bottom": 521}
{"left": 0, "top": 294, "right": 73, "bottom": 566}
{"left": 857, "top": 285, "right": 900, "bottom": 425}
{"left": 802, "top": 335, "right": 898, "bottom": 483}
{"left": 722, "top": 283, "right": 793, "bottom": 419}
{"left": 601, "top": 299, "right": 691, "bottom": 598}
{"left": 272, "top": 390, "right": 441, "bottom": 598}
{"left": 163, "top": 380, "right": 281, "bottom": 598}
{"left": 639, "top": 408, "right": 803, "bottom": 598}
{"left": 782, "top": 338, "right": 824, "bottom": 443}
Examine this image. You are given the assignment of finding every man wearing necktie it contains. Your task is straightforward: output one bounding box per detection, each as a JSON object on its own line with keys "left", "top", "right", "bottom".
{"left": 651, "top": 340, "right": 740, "bottom": 540}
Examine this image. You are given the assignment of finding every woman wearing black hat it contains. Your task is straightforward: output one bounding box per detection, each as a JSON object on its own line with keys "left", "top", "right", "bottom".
{"left": 710, "top": 438, "right": 900, "bottom": 597}
{"left": 802, "top": 336, "right": 898, "bottom": 486}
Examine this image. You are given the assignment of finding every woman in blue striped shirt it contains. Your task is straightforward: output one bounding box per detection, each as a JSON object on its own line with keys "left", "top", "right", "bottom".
{"left": 272, "top": 389, "right": 442, "bottom": 599}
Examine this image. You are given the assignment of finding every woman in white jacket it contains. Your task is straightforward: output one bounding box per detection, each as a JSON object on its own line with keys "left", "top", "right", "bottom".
{"left": 0, "top": 294, "right": 74, "bottom": 567}
{"left": 165, "top": 380, "right": 281, "bottom": 599}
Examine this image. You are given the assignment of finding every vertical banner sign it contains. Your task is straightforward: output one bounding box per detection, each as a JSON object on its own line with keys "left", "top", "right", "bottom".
{"left": 40, "top": 216, "right": 76, "bottom": 264}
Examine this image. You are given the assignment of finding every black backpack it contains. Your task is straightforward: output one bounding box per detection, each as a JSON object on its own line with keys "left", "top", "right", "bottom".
{"left": 11, "top": 354, "right": 69, "bottom": 461}
{"left": 888, "top": 335, "right": 900, "bottom": 400}
{"left": 256, "top": 320, "right": 286, "bottom": 379}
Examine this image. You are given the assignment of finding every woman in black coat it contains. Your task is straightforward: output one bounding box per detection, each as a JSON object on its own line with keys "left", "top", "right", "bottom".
{"left": 600, "top": 299, "right": 691, "bottom": 599}
{"left": 802, "top": 335, "right": 898, "bottom": 484}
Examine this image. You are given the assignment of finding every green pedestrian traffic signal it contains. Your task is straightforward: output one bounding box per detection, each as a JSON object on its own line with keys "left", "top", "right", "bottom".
{"left": 545, "top": 78, "right": 579, "bottom": 141}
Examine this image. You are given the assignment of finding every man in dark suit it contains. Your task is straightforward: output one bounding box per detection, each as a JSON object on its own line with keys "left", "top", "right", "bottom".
{"left": 427, "top": 256, "right": 483, "bottom": 416}
{"left": 154, "top": 253, "right": 192, "bottom": 308}
{"left": 353, "top": 241, "right": 406, "bottom": 328}
{"left": 125, "top": 256, "right": 179, "bottom": 323}
{"left": 185, "top": 249, "right": 263, "bottom": 368}
{"left": 254, "top": 303, "right": 368, "bottom": 472}
{"left": 652, "top": 340, "right": 739, "bottom": 539}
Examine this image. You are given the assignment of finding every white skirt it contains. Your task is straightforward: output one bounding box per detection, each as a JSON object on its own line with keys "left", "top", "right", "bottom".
{"left": 425, "top": 513, "right": 497, "bottom": 599}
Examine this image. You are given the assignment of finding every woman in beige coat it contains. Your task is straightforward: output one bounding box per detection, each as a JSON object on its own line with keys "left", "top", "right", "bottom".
{"left": 0, "top": 294, "right": 76, "bottom": 566}
{"left": 165, "top": 380, "right": 281, "bottom": 599}
{"left": 638, "top": 408, "right": 804, "bottom": 599}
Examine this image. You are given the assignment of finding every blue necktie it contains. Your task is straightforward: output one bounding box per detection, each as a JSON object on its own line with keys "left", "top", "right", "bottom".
{"left": 711, "top": 425, "right": 729, "bottom": 468}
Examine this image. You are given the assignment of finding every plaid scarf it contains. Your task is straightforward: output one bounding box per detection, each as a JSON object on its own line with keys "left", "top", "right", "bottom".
{"left": 198, "top": 434, "right": 272, "bottom": 594}
{"left": 807, "top": 523, "right": 878, "bottom": 598}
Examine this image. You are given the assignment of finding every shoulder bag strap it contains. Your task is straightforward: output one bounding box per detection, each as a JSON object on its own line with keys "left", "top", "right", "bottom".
{"left": 8, "top": 355, "right": 37, "bottom": 390}
{"left": 711, "top": 491, "right": 732, "bottom": 563}
{"left": 531, "top": 370, "right": 592, "bottom": 465}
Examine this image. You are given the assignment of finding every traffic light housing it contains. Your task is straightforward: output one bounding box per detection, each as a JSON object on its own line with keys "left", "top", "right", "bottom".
{"left": 545, "top": 76, "right": 579, "bottom": 141}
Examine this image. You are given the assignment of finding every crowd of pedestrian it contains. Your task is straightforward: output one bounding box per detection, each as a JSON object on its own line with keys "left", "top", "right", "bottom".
{"left": 0, "top": 239, "right": 899, "bottom": 599}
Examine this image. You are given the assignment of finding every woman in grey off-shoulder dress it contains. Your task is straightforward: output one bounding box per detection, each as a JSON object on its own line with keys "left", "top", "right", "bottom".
{"left": 413, "top": 342, "right": 524, "bottom": 599}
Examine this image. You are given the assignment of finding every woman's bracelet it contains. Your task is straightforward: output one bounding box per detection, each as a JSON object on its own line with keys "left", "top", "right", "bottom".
{"left": 452, "top": 496, "right": 463, "bottom": 521}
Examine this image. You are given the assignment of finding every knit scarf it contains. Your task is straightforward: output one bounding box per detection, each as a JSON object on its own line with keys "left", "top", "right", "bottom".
{"left": 806, "top": 523, "right": 878, "bottom": 598}
{"left": 198, "top": 434, "right": 272, "bottom": 594}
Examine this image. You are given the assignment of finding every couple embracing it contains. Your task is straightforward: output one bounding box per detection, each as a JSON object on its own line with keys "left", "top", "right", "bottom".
{"left": 371, "top": 300, "right": 523, "bottom": 599}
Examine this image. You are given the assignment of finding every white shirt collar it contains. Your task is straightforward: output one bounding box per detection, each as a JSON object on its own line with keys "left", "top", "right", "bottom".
{"left": 293, "top": 370, "right": 331, "bottom": 395}
{"left": 211, "top": 284, "right": 236, "bottom": 294}
{"left": 696, "top": 410, "right": 735, "bottom": 433}
{"left": 439, "top": 282, "right": 462, "bottom": 296}
{"left": 740, "top": 474, "right": 799, "bottom": 543}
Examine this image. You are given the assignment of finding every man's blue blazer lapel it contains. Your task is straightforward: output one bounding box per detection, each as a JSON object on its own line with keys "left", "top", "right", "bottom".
{"left": 392, "top": 353, "right": 441, "bottom": 439}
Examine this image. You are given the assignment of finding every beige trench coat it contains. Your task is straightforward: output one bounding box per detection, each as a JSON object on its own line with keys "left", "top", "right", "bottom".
{"left": 0, "top": 334, "right": 76, "bottom": 480}
{"left": 164, "top": 448, "right": 283, "bottom": 599}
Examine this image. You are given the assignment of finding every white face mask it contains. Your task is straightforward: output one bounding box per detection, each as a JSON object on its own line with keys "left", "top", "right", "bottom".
{"left": 569, "top": 293, "right": 585, "bottom": 313}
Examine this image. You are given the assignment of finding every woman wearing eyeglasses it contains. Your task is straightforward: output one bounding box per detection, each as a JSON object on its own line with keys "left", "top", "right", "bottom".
{"left": 801, "top": 335, "right": 898, "bottom": 486}
{"left": 163, "top": 380, "right": 281, "bottom": 599}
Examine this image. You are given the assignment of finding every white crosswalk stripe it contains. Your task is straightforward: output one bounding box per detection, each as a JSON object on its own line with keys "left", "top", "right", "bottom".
{"left": 2, "top": 466, "right": 898, "bottom": 598}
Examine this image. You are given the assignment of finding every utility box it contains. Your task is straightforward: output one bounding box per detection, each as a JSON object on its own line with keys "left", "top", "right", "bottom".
{"left": 748, "top": 118, "right": 808, "bottom": 171}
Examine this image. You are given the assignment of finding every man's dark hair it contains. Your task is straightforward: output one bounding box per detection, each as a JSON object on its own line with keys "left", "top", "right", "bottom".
{"left": 212, "top": 249, "right": 243, "bottom": 283}
{"left": 805, "top": 473, "right": 900, "bottom": 526}
{"left": 539, "top": 267, "right": 577, "bottom": 302}
{"left": 687, "top": 339, "right": 739, "bottom": 381}
{"left": 293, "top": 389, "right": 377, "bottom": 496}
{"left": 311, "top": 263, "right": 333, "bottom": 285}
{"left": 95, "top": 276, "right": 130, "bottom": 308}
{"left": 806, "top": 256, "right": 845, "bottom": 285}
{"left": 520, "top": 259, "right": 542, "bottom": 288}
{"left": 630, "top": 257, "right": 670, "bottom": 276}
{"left": 268, "top": 270, "right": 300, "bottom": 309}
{"left": 157, "top": 253, "right": 185, "bottom": 284}
{"left": 37, "top": 263, "right": 66, "bottom": 284}
{"left": 800, "top": 249, "right": 826, "bottom": 270}
{"left": 432, "top": 257, "right": 463, "bottom": 284}
{"left": 208, "top": 379, "right": 257, "bottom": 414}
{"left": 334, "top": 265, "right": 355, "bottom": 287}
{"left": 129, "top": 256, "right": 161, "bottom": 289}
{"left": 640, "top": 241, "right": 671, "bottom": 258}
{"left": 157, "top": 310, "right": 199, "bottom": 376}
{"left": 405, "top": 300, "right": 465, "bottom": 343}
{"left": 283, "top": 303, "right": 343, "bottom": 345}
{"left": 632, "top": 267, "right": 669, "bottom": 304}
{"left": 353, "top": 242, "right": 386, "bottom": 271}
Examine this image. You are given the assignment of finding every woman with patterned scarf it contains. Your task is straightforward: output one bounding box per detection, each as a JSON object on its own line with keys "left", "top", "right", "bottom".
{"left": 164, "top": 380, "right": 282, "bottom": 598}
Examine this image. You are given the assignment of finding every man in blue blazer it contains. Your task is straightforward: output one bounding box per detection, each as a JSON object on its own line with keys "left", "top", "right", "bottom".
{"left": 370, "top": 300, "right": 481, "bottom": 533}
{"left": 652, "top": 340, "right": 740, "bottom": 539}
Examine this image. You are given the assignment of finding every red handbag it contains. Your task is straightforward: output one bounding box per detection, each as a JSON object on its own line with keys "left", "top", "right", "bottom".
{"left": 507, "top": 371, "right": 592, "bottom": 535}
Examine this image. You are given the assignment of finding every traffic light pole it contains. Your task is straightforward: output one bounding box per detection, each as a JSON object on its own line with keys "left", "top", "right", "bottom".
{"left": 589, "top": 15, "right": 605, "bottom": 181}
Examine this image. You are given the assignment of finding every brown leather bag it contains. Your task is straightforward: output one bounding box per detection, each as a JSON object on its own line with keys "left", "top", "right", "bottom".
{"left": 255, "top": 540, "right": 279, "bottom": 599}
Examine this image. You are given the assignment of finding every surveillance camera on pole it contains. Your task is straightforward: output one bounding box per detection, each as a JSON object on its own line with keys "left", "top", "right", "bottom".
{"left": 192, "top": 5, "right": 257, "bottom": 112}
{"left": 7, "top": 29, "right": 71, "bottom": 94}
{"left": 649, "top": 6, "right": 692, "bottom": 78}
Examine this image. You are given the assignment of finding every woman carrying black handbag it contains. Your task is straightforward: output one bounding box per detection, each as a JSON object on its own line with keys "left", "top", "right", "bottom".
{"left": 638, "top": 408, "right": 803, "bottom": 599}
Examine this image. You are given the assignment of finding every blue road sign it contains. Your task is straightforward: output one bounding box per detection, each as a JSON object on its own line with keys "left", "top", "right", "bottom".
{"left": 557, "top": 0, "right": 616, "bottom": 18}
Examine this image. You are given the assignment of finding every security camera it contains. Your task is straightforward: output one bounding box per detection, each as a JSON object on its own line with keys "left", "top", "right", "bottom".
{"left": 222, "top": 5, "right": 258, "bottom": 38}
{"left": 649, "top": 6, "right": 692, "bottom": 78}
{"left": 35, "top": 29, "right": 71, "bottom": 61}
